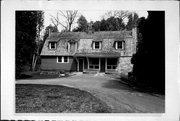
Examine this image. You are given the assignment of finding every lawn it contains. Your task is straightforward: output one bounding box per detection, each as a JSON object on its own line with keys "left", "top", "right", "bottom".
{"left": 16, "top": 84, "right": 111, "bottom": 113}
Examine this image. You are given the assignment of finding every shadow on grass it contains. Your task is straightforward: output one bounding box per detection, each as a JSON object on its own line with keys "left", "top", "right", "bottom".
{"left": 16, "top": 71, "right": 70, "bottom": 80}
{"left": 17, "top": 74, "right": 33, "bottom": 79}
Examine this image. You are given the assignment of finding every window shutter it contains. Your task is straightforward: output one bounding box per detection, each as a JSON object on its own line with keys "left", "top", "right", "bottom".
{"left": 49, "top": 42, "right": 51, "bottom": 49}
{"left": 55, "top": 43, "right": 56, "bottom": 49}
{"left": 91, "top": 42, "right": 95, "bottom": 49}
{"left": 123, "top": 41, "right": 125, "bottom": 50}
{"left": 67, "top": 43, "right": 70, "bottom": 52}
{"left": 91, "top": 42, "right": 93, "bottom": 49}
{"left": 113, "top": 41, "right": 116, "bottom": 49}
{"left": 100, "top": 42, "right": 102, "bottom": 49}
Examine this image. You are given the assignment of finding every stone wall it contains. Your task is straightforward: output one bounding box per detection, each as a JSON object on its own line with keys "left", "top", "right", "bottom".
{"left": 117, "top": 57, "right": 133, "bottom": 75}
{"left": 77, "top": 38, "right": 137, "bottom": 57}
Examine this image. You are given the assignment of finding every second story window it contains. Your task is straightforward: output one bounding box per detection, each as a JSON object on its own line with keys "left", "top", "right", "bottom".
{"left": 49, "top": 42, "right": 57, "bottom": 49}
{"left": 115, "top": 41, "right": 125, "bottom": 50}
{"left": 95, "top": 42, "right": 100, "bottom": 49}
{"left": 93, "top": 41, "right": 102, "bottom": 49}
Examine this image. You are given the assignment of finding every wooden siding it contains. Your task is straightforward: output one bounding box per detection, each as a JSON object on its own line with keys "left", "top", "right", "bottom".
{"left": 41, "top": 56, "right": 77, "bottom": 71}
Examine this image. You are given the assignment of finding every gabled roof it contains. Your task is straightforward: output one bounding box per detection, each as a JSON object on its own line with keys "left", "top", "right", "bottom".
{"left": 41, "top": 31, "right": 133, "bottom": 56}
{"left": 47, "top": 31, "right": 132, "bottom": 41}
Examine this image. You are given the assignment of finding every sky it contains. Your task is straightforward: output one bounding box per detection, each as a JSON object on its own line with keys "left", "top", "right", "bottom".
{"left": 43, "top": 10, "right": 148, "bottom": 32}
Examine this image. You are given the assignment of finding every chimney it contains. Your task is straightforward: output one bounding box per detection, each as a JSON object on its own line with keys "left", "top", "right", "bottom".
{"left": 132, "top": 23, "right": 138, "bottom": 54}
{"left": 132, "top": 12, "right": 137, "bottom": 41}
{"left": 132, "top": 26, "right": 137, "bottom": 40}
{"left": 48, "top": 28, "right": 51, "bottom": 36}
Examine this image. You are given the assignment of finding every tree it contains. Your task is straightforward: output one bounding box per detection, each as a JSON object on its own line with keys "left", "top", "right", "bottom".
{"left": 91, "top": 11, "right": 130, "bottom": 31}
{"left": 105, "top": 17, "right": 125, "bottom": 31}
{"left": 103, "top": 10, "right": 130, "bottom": 20}
{"left": 43, "top": 24, "right": 58, "bottom": 41}
{"left": 73, "top": 15, "right": 88, "bottom": 32}
{"left": 99, "top": 19, "right": 107, "bottom": 31}
{"left": 92, "top": 17, "right": 125, "bottom": 31}
{"left": 130, "top": 11, "right": 165, "bottom": 94}
{"left": 126, "top": 12, "right": 139, "bottom": 30}
{"left": 51, "top": 10, "right": 78, "bottom": 31}
{"left": 99, "top": 11, "right": 139, "bottom": 31}
{"left": 32, "top": 11, "right": 44, "bottom": 71}
{"left": 16, "top": 11, "right": 44, "bottom": 78}
{"left": 92, "top": 21, "right": 101, "bottom": 31}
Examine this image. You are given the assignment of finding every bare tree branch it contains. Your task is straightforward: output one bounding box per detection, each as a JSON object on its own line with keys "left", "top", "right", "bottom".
{"left": 103, "top": 10, "right": 130, "bottom": 20}
{"left": 51, "top": 10, "right": 78, "bottom": 31}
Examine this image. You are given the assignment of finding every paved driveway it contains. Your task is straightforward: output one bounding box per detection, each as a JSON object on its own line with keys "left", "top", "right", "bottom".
{"left": 16, "top": 73, "right": 165, "bottom": 113}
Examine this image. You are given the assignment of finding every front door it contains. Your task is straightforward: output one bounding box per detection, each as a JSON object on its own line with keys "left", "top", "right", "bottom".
{"left": 100, "top": 58, "right": 105, "bottom": 72}
{"left": 79, "top": 59, "right": 84, "bottom": 72}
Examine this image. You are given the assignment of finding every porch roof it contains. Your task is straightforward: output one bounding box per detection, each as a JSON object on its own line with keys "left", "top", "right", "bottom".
{"left": 74, "top": 52, "right": 120, "bottom": 58}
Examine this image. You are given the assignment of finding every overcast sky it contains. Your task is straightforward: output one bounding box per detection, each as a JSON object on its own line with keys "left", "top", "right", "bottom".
{"left": 43, "top": 10, "right": 148, "bottom": 31}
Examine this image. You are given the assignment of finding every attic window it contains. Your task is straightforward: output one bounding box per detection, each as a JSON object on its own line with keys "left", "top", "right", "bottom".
{"left": 115, "top": 41, "right": 125, "bottom": 50}
{"left": 93, "top": 41, "right": 102, "bottom": 49}
{"left": 49, "top": 42, "right": 57, "bottom": 49}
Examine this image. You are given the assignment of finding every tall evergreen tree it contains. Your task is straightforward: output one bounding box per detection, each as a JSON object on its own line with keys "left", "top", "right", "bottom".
{"left": 131, "top": 11, "right": 165, "bottom": 94}
{"left": 73, "top": 15, "right": 88, "bottom": 32}
{"left": 16, "top": 11, "right": 44, "bottom": 78}
{"left": 126, "top": 12, "right": 139, "bottom": 30}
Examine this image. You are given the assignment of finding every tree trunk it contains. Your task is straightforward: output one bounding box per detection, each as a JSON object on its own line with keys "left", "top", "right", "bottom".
{"left": 32, "top": 54, "right": 35, "bottom": 71}
{"left": 32, "top": 54, "right": 38, "bottom": 71}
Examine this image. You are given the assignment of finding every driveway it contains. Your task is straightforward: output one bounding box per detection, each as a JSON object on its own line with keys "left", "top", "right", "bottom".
{"left": 16, "top": 73, "right": 165, "bottom": 113}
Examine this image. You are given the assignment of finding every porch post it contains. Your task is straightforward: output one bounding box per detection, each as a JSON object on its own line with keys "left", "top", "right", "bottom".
{"left": 75, "top": 57, "right": 79, "bottom": 72}
{"left": 105, "top": 58, "right": 107, "bottom": 72}
{"left": 86, "top": 57, "right": 89, "bottom": 69}
{"left": 118, "top": 57, "right": 121, "bottom": 73}
{"left": 99, "top": 58, "right": 101, "bottom": 71}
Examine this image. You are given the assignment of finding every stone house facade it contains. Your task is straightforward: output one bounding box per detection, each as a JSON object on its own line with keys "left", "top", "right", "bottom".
{"left": 40, "top": 28, "right": 137, "bottom": 75}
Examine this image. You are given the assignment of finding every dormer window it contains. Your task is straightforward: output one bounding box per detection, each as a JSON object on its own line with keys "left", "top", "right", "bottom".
{"left": 49, "top": 42, "right": 57, "bottom": 49}
{"left": 115, "top": 41, "right": 125, "bottom": 50}
{"left": 67, "top": 39, "right": 77, "bottom": 52}
{"left": 93, "top": 41, "right": 102, "bottom": 49}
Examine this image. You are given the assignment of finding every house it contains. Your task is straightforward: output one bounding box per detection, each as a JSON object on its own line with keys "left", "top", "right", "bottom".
{"left": 40, "top": 27, "right": 137, "bottom": 74}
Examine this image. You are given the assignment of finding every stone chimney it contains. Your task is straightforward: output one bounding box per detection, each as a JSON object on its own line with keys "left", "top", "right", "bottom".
{"left": 132, "top": 24, "right": 138, "bottom": 54}
{"left": 131, "top": 12, "right": 137, "bottom": 40}
{"left": 132, "top": 26, "right": 137, "bottom": 40}
{"left": 48, "top": 28, "right": 51, "bottom": 36}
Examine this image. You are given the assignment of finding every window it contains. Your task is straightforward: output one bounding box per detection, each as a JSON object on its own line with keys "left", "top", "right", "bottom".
{"left": 89, "top": 58, "right": 99, "bottom": 69}
{"left": 57, "top": 56, "right": 69, "bottom": 63}
{"left": 93, "top": 41, "right": 102, "bottom": 49}
{"left": 107, "top": 58, "right": 117, "bottom": 69}
{"left": 58, "top": 56, "right": 62, "bottom": 62}
{"left": 49, "top": 42, "right": 57, "bottom": 49}
{"left": 64, "top": 56, "right": 68, "bottom": 63}
{"left": 95, "top": 42, "right": 100, "bottom": 49}
{"left": 115, "top": 41, "right": 125, "bottom": 49}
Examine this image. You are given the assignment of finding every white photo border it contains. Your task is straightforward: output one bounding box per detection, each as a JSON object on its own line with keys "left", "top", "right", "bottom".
{"left": 1, "top": 1, "right": 180, "bottom": 121}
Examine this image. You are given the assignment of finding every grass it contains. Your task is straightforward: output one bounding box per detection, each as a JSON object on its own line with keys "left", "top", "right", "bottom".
{"left": 16, "top": 84, "right": 111, "bottom": 113}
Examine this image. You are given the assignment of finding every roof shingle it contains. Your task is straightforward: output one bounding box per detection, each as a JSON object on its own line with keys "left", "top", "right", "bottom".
{"left": 41, "top": 31, "right": 133, "bottom": 56}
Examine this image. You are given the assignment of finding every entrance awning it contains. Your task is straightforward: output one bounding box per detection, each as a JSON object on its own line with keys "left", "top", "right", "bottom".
{"left": 74, "top": 52, "right": 120, "bottom": 58}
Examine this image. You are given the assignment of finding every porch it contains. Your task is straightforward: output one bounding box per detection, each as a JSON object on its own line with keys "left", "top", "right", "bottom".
{"left": 75, "top": 57, "right": 119, "bottom": 73}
